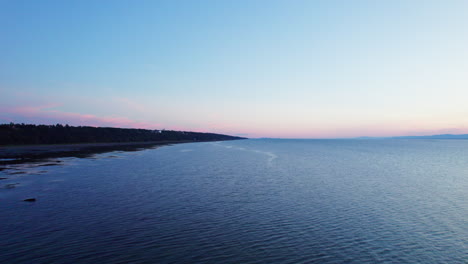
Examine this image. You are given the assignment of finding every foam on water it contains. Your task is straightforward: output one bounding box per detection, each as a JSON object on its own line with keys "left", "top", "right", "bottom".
{"left": 213, "top": 141, "right": 278, "bottom": 166}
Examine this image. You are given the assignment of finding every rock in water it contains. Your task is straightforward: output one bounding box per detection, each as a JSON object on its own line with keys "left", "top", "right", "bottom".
{"left": 23, "top": 198, "right": 36, "bottom": 202}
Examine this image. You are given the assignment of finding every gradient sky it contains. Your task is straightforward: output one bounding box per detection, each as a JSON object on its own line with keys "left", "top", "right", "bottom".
{"left": 1, "top": 0, "right": 468, "bottom": 138}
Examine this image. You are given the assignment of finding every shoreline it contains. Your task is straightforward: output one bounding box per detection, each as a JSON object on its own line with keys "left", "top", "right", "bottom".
{"left": 0, "top": 140, "right": 229, "bottom": 161}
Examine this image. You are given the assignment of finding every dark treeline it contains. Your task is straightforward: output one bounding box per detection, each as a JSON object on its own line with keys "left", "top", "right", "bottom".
{"left": 0, "top": 123, "right": 245, "bottom": 145}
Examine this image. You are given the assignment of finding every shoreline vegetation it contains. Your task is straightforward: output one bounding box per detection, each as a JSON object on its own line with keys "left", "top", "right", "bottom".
{"left": 0, "top": 123, "right": 246, "bottom": 160}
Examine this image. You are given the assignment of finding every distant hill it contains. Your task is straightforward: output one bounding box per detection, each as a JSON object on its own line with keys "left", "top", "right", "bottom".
{"left": 0, "top": 123, "right": 246, "bottom": 146}
{"left": 354, "top": 134, "right": 468, "bottom": 140}
{"left": 393, "top": 134, "right": 468, "bottom": 139}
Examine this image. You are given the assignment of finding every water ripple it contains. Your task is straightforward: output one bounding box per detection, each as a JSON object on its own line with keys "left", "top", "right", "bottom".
{"left": 1, "top": 139, "right": 467, "bottom": 263}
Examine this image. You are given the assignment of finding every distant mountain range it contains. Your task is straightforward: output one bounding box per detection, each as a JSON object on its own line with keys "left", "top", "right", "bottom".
{"left": 393, "top": 134, "right": 468, "bottom": 139}
{"left": 356, "top": 134, "right": 468, "bottom": 139}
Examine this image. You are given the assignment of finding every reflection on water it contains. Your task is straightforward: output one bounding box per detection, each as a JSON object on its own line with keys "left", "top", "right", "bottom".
{"left": 0, "top": 144, "right": 166, "bottom": 195}
{"left": 0, "top": 143, "right": 166, "bottom": 178}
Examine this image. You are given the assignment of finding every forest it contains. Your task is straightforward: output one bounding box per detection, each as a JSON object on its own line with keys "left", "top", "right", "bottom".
{"left": 0, "top": 123, "right": 245, "bottom": 145}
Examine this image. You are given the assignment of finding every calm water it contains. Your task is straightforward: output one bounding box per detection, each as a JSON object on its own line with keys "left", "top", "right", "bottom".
{"left": 1, "top": 139, "right": 467, "bottom": 263}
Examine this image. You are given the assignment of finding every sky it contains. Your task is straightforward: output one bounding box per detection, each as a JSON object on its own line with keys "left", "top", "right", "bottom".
{"left": 1, "top": 0, "right": 468, "bottom": 138}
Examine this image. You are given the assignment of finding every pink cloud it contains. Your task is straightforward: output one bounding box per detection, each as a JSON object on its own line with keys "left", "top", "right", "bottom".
{"left": 0, "top": 105, "right": 162, "bottom": 129}
{"left": 10, "top": 104, "right": 62, "bottom": 116}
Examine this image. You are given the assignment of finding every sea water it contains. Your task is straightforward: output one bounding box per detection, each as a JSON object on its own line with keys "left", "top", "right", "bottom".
{"left": 0, "top": 139, "right": 467, "bottom": 263}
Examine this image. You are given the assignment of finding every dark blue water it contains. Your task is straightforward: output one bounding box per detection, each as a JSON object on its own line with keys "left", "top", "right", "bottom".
{"left": 1, "top": 139, "right": 467, "bottom": 263}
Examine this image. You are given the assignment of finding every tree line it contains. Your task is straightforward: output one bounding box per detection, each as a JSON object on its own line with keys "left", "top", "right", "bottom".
{"left": 0, "top": 123, "right": 245, "bottom": 145}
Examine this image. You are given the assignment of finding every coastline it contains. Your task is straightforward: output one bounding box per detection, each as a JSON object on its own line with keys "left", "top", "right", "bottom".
{"left": 0, "top": 140, "right": 223, "bottom": 161}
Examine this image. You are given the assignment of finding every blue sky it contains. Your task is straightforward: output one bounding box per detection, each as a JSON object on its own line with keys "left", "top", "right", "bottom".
{"left": 1, "top": 0, "right": 468, "bottom": 138}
